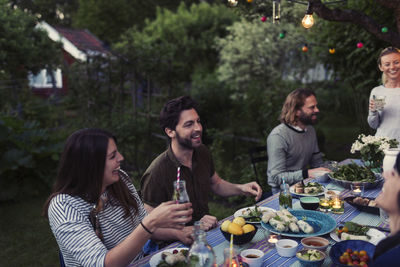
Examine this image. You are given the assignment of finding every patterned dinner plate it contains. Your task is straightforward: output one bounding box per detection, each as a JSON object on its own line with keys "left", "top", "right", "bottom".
{"left": 261, "top": 209, "right": 337, "bottom": 238}
{"left": 234, "top": 206, "right": 276, "bottom": 224}
{"left": 149, "top": 248, "right": 188, "bottom": 267}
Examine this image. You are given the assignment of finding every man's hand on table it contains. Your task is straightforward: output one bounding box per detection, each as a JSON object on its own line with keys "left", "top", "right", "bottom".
{"left": 177, "top": 226, "right": 195, "bottom": 245}
{"left": 200, "top": 215, "right": 218, "bottom": 230}
{"left": 308, "top": 167, "right": 331, "bottom": 178}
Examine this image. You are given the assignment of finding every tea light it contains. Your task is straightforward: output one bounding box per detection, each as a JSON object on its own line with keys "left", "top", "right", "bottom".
{"left": 267, "top": 234, "right": 280, "bottom": 247}
{"left": 351, "top": 184, "right": 364, "bottom": 197}
{"left": 319, "top": 198, "right": 331, "bottom": 212}
{"left": 331, "top": 197, "right": 344, "bottom": 214}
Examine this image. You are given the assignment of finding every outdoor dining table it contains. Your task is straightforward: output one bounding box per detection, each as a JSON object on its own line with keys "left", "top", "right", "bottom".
{"left": 130, "top": 159, "right": 389, "bottom": 267}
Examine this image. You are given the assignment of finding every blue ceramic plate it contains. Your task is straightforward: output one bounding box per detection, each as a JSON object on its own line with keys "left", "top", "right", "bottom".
{"left": 261, "top": 210, "right": 337, "bottom": 237}
{"left": 329, "top": 240, "right": 375, "bottom": 267}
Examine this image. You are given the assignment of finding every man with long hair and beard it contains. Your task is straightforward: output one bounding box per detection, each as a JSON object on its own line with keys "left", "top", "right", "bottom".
{"left": 141, "top": 96, "right": 262, "bottom": 245}
{"left": 267, "top": 88, "right": 330, "bottom": 194}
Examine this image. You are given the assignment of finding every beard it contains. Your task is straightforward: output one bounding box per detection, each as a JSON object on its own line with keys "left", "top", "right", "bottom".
{"left": 176, "top": 131, "right": 202, "bottom": 150}
{"left": 298, "top": 110, "right": 318, "bottom": 125}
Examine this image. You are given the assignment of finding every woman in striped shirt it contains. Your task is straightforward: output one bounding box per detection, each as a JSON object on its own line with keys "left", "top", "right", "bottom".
{"left": 43, "top": 128, "right": 192, "bottom": 267}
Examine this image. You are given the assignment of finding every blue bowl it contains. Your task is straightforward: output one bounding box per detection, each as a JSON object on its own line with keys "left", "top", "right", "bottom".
{"left": 300, "top": 197, "right": 320, "bottom": 210}
{"left": 296, "top": 249, "right": 326, "bottom": 267}
{"left": 329, "top": 240, "right": 375, "bottom": 267}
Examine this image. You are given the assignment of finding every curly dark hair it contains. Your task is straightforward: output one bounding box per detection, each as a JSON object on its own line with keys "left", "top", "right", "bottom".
{"left": 159, "top": 96, "right": 199, "bottom": 132}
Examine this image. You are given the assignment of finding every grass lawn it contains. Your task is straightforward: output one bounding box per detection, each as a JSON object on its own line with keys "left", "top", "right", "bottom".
{"left": 0, "top": 196, "right": 59, "bottom": 267}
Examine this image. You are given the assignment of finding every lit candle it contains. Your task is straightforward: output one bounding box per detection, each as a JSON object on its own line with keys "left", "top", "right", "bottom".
{"left": 267, "top": 234, "right": 279, "bottom": 247}
{"left": 353, "top": 188, "right": 361, "bottom": 193}
{"left": 332, "top": 202, "right": 341, "bottom": 209}
{"left": 321, "top": 202, "right": 329, "bottom": 207}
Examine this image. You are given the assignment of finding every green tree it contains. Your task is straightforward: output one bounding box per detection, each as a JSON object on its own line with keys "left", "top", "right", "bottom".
{"left": 73, "top": 0, "right": 205, "bottom": 43}
{"left": 0, "top": 0, "right": 61, "bottom": 113}
{"left": 9, "top": 0, "right": 79, "bottom": 26}
{"left": 115, "top": 2, "right": 239, "bottom": 95}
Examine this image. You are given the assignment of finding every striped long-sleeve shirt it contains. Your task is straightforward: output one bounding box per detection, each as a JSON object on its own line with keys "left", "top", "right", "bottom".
{"left": 48, "top": 171, "right": 147, "bottom": 267}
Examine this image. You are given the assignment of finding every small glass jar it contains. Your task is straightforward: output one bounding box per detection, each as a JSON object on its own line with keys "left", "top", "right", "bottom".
{"left": 319, "top": 198, "right": 331, "bottom": 212}
{"left": 350, "top": 184, "right": 364, "bottom": 197}
{"left": 263, "top": 230, "right": 280, "bottom": 248}
{"left": 331, "top": 197, "right": 344, "bottom": 214}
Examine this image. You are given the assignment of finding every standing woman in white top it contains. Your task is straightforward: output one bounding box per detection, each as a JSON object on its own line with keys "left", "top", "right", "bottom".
{"left": 43, "top": 128, "right": 192, "bottom": 267}
{"left": 368, "top": 47, "right": 400, "bottom": 143}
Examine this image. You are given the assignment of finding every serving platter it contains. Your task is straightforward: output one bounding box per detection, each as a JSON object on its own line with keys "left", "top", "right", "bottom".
{"left": 330, "top": 227, "right": 386, "bottom": 245}
{"left": 234, "top": 206, "right": 276, "bottom": 224}
{"left": 261, "top": 210, "right": 336, "bottom": 238}
{"left": 289, "top": 185, "right": 325, "bottom": 198}
{"left": 344, "top": 196, "right": 380, "bottom": 215}
{"left": 327, "top": 173, "right": 383, "bottom": 189}
{"left": 149, "top": 248, "right": 189, "bottom": 267}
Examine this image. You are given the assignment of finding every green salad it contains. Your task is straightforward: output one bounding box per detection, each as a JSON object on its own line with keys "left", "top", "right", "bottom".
{"left": 297, "top": 249, "right": 323, "bottom": 261}
{"left": 331, "top": 164, "right": 376, "bottom": 182}
{"left": 242, "top": 205, "right": 263, "bottom": 222}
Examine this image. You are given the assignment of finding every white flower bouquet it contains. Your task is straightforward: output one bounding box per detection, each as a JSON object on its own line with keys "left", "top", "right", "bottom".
{"left": 351, "top": 134, "right": 399, "bottom": 170}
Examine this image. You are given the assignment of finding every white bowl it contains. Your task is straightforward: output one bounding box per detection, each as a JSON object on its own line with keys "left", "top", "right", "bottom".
{"left": 276, "top": 239, "right": 298, "bottom": 257}
{"left": 301, "top": 236, "right": 330, "bottom": 251}
{"left": 240, "top": 249, "right": 264, "bottom": 267}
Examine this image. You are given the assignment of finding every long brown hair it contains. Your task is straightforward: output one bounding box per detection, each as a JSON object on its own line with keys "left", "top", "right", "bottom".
{"left": 279, "top": 88, "right": 316, "bottom": 125}
{"left": 43, "top": 128, "right": 137, "bottom": 218}
{"left": 378, "top": 47, "right": 400, "bottom": 85}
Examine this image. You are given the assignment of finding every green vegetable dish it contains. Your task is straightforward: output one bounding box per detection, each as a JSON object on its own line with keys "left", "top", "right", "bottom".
{"left": 297, "top": 249, "right": 323, "bottom": 261}
{"left": 331, "top": 164, "right": 376, "bottom": 183}
{"left": 241, "top": 205, "right": 270, "bottom": 222}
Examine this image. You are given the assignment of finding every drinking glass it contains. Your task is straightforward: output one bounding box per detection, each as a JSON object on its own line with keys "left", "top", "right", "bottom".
{"left": 373, "top": 95, "right": 386, "bottom": 111}
{"left": 379, "top": 208, "right": 390, "bottom": 225}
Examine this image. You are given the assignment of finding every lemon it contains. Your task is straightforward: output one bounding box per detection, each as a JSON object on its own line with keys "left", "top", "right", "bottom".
{"left": 221, "top": 220, "right": 231, "bottom": 232}
{"left": 228, "top": 222, "right": 244, "bottom": 235}
{"left": 232, "top": 216, "right": 246, "bottom": 227}
{"left": 242, "top": 224, "right": 255, "bottom": 233}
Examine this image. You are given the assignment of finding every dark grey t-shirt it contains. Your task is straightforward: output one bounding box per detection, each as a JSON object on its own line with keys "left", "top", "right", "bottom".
{"left": 141, "top": 144, "right": 215, "bottom": 224}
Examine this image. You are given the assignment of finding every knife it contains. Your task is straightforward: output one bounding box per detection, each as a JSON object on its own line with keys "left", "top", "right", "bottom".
{"left": 338, "top": 222, "right": 390, "bottom": 233}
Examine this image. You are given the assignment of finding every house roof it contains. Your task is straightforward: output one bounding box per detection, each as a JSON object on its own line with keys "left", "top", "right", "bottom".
{"left": 36, "top": 21, "right": 109, "bottom": 61}
{"left": 53, "top": 26, "right": 109, "bottom": 55}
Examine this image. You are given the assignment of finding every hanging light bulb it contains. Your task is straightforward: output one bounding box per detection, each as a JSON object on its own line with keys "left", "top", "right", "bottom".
{"left": 273, "top": 0, "right": 281, "bottom": 24}
{"left": 302, "top": 2, "right": 314, "bottom": 29}
{"left": 227, "top": 0, "right": 238, "bottom": 7}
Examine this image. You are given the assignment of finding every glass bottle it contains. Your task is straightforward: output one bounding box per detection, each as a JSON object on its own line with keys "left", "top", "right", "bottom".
{"left": 173, "top": 180, "right": 190, "bottom": 204}
{"left": 187, "top": 221, "right": 216, "bottom": 267}
{"left": 279, "top": 183, "right": 292, "bottom": 209}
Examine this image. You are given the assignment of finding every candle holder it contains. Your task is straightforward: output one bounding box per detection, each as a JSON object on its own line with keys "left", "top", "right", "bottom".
{"left": 331, "top": 196, "right": 344, "bottom": 214}
{"left": 265, "top": 232, "right": 280, "bottom": 248}
{"left": 350, "top": 184, "right": 364, "bottom": 197}
{"left": 318, "top": 198, "right": 331, "bottom": 212}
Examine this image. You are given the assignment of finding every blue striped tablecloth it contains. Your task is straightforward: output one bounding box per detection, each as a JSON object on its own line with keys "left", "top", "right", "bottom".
{"left": 130, "top": 161, "right": 388, "bottom": 267}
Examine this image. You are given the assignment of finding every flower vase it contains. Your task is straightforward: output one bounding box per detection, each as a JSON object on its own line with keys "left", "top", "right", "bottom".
{"left": 383, "top": 148, "right": 400, "bottom": 172}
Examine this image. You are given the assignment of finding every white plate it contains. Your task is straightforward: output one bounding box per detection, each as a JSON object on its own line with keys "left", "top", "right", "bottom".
{"left": 330, "top": 228, "right": 386, "bottom": 245}
{"left": 289, "top": 184, "right": 325, "bottom": 197}
{"left": 234, "top": 206, "right": 276, "bottom": 223}
{"left": 149, "top": 248, "right": 188, "bottom": 267}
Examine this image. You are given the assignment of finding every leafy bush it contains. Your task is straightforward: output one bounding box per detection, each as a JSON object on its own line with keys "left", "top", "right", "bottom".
{"left": 0, "top": 115, "right": 65, "bottom": 201}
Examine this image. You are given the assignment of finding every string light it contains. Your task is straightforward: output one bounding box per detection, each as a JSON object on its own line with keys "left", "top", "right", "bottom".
{"left": 273, "top": 0, "right": 281, "bottom": 24}
{"left": 302, "top": 2, "right": 314, "bottom": 29}
{"left": 227, "top": 0, "right": 238, "bottom": 7}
